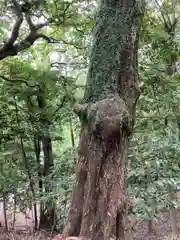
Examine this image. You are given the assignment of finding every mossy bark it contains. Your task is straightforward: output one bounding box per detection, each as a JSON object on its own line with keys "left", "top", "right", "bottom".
{"left": 64, "top": 0, "right": 143, "bottom": 239}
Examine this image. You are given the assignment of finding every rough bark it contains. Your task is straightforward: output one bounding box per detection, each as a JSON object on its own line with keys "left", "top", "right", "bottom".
{"left": 64, "top": 1, "right": 143, "bottom": 239}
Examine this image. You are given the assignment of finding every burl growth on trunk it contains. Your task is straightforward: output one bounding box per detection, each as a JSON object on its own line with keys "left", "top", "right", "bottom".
{"left": 64, "top": 94, "right": 130, "bottom": 240}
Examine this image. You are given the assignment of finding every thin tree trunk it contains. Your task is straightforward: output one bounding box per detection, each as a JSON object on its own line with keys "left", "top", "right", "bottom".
{"left": 148, "top": 220, "right": 153, "bottom": 234}
{"left": 12, "top": 193, "right": 17, "bottom": 230}
{"left": 20, "top": 137, "right": 38, "bottom": 230}
{"left": 34, "top": 135, "right": 41, "bottom": 230}
{"left": 170, "top": 209, "right": 178, "bottom": 237}
{"left": 14, "top": 97, "right": 38, "bottom": 230}
{"left": 69, "top": 118, "right": 75, "bottom": 147}
{"left": 32, "top": 203, "right": 38, "bottom": 230}
{"left": 169, "top": 188, "right": 178, "bottom": 237}
{"left": 26, "top": 96, "right": 41, "bottom": 230}
{"left": 27, "top": 91, "right": 54, "bottom": 230}
{"left": 3, "top": 194, "right": 8, "bottom": 232}
{"left": 165, "top": 116, "right": 178, "bottom": 237}
{"left": 39, "top": 134, "right": 55, "bottom": 230}
{"left": 37, "top": 89, "right": 56, "bottom": 230}
{"left": 64, "top": 1, "right": 143, "bottom": 239}
{"left": 164, "top": 20, "right": 179, "bottom": 238}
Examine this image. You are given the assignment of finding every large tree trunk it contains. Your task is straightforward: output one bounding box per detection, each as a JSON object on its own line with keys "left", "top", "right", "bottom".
{"left": 64, "top": 1, "right": 143, "bottom": 239}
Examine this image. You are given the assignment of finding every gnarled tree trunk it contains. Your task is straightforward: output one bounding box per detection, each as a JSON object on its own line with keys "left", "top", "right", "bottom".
{"left": 64, "top": 0, "right": 143, "bottom": 239}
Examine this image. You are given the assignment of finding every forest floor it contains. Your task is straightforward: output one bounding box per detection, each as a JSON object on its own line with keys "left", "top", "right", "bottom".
{"left": 0, "top": 210, "right": 180, "bottom": 239}
{"left": 132, "top": 210, "right": 180, "bottom": 240}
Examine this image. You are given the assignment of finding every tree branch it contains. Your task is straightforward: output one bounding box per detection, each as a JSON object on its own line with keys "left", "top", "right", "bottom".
{"left": 5, "top": 0, "right": 23, "bottom": 47}
{"left": 0, "top": 75, "right": 39, "bottom": 88}
{"left": 0, "top": 0, "right": 82, "bottom": 60}
{"left": 25, "top": 13, "right": 36, "bottom": 31}
{"left": 0, "top": 1, "right": 63, "bottom": 60}
{"left": 35, "top": 19, "right": 53, "bottom": 31}
{"left": 53, "top": 96, "right": 67, "bottom": 121}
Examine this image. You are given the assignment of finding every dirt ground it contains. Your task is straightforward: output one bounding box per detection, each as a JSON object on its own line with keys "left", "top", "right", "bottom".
{"left": 0, "top": 230, "right": 52, "bottom": 240}
{"left": 132, "top": 210, "right": 180, "bottom": 240}
{"left": 1, "top": 210, "right": 180, "bottom": 240}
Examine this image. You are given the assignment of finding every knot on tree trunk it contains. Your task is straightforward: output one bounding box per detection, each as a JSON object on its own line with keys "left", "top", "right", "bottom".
{"left": 74, "top": 94, "right": 130, "bottom": 140}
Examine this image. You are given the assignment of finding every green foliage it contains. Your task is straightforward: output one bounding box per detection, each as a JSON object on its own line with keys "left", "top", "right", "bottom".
{"left": 0, "top": 0, "right": 86, "bottom": 229}
{"left": 127, "top": 2, "right": 180, "bottom": 221}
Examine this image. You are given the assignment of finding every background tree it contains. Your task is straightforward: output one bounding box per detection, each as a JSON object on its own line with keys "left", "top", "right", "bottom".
{"left": 127, "top": 0, "right": 180, "bottom": 238}
{"left": 0, "top": 0, "right": 94, "bottom": 232}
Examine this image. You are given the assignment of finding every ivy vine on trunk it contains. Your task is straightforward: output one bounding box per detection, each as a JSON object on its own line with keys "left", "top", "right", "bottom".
{"left": 64, "top": 0, "right": 144, "bottom": 239}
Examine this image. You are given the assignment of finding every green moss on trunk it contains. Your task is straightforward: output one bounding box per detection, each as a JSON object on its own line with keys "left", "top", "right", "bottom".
{"left": 84, "top": 1, "right": 136, "bottom": 103}
{"left": 64, "top": 1, "right": 144, "bottom": 239}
